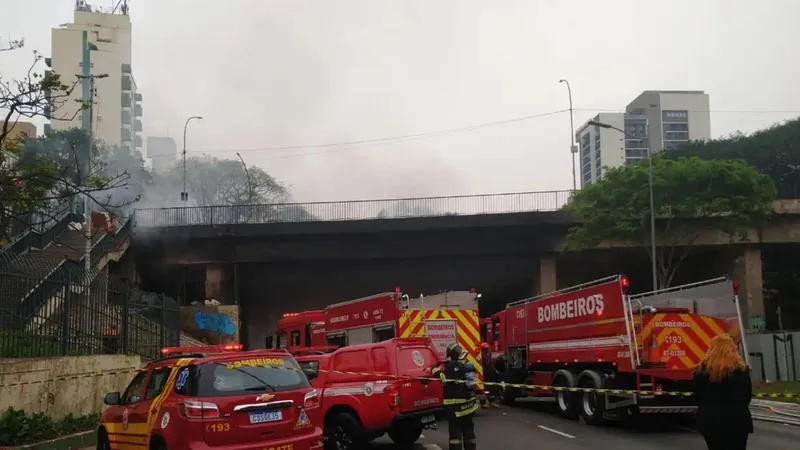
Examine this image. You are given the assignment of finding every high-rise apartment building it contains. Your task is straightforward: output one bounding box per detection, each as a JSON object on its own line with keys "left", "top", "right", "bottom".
{"left": 146, "top": 136, "right": 178, "bottom": 173}
{"left": 47, "top": 1, "right": 141, "bottom": 151}
{"left": 576, "top": 90, "right": 710, "bottom": 187}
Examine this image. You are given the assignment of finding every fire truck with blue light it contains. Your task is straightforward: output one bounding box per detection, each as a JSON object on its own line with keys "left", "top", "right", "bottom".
{"left": 486, "top": 275, "right": 746, "bottom": 425}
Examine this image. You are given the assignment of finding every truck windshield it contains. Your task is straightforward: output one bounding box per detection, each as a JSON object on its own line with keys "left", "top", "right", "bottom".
{"left": 197, "top": 359, "right": 309, "bottom": 396}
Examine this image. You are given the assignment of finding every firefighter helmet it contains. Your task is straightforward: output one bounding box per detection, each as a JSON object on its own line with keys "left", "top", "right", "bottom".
{"left": 446, "top": 343, "right": 464, "bottom": 360}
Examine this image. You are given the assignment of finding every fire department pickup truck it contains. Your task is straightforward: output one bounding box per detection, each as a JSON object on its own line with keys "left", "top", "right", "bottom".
{"left": 323, "top": 287, "right": 484, "bottom": 389}
{"left": 294, "top": 338, "right": 444, "bottom": 449}
{"left": 98, "top": 344, "right": 323, "bottom": 450}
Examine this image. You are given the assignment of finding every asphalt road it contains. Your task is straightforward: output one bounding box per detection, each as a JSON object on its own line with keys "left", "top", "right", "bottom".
{"left": 79, "top": 400, "right": 800, "bottom": 450}
{"left": 366, "top": 399, "right": 800, "bottom": 449}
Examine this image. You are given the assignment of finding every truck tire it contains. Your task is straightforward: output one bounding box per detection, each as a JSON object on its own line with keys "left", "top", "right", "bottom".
{"left": 325, "top": 411, "right": 365, "bottom": 450}
{"left": 387, "top": 423, "right": 423, "bottom": 446}
{"left": 97, "top": 429, "right": 111, "bottom": 450}
{"left": 553, "top": 372, "right": 580, "bottom": 420}
{"left": 578, "top": 370, "right": 607, "bottom": 426}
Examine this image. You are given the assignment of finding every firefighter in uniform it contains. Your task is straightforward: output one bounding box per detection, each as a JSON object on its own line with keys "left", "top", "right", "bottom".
{"left": 432, "top": 343, "right": 479, "bottom": 450}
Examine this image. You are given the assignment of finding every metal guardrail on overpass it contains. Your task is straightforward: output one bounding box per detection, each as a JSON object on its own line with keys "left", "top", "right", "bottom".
{"left": 134, "top": 190, "right": 574, "bottom": 227}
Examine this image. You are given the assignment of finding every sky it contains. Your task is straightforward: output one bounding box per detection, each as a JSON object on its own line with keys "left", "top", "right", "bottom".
{"left": 3, "top": 0, "right": 800, "bottom": 203}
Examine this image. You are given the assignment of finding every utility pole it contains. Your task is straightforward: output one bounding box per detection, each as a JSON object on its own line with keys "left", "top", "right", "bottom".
{"left": 182, "top": 116, "right": 203, "bottom": 202}
{"left": 77, "top": 30, "right": 107, "bottom": 273}
{"left": 559, "top": 79, "right": 578, "bottom": 191}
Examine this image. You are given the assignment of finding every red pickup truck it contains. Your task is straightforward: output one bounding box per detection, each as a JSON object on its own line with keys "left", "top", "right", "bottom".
{"left": 295, "top": 338, "right": 444, "bottom": 449}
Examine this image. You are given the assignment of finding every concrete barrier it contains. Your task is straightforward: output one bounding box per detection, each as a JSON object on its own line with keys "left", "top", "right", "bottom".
{"left": 0, "top": 354, "right": 140, "bottom": 420}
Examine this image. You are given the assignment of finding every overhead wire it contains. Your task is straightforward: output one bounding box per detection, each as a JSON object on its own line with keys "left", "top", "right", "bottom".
{"left": 146, "top": 107, "right": 800, "bottom": 161}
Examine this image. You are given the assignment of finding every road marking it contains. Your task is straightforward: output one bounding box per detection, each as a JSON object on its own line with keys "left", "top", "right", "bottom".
{"left": 423, "top": 444, "right": 444, "bottom": 450}
{"left": 537, "top": 425, "right": 575, "bottom": 439}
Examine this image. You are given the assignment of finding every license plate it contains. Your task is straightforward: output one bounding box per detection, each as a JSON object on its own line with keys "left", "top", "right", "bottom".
{"left": 249, "top": 410, "right": 282, "bottom": 424}
{"left": 421, "top": 415, "right": 435, "bottom": 424}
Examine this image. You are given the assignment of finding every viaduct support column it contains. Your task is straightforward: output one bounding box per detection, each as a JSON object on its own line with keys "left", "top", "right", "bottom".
{"left": 536, "top": 256, "right": 557, "bottom": 295}
{"left": 733, "top": 246, "right": 764, "bottom": 330}
{"left": 205, "top": 263, "right": 232, "bottom": 303}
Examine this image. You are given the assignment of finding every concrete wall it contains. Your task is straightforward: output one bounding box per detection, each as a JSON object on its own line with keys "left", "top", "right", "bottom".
{"left": 0, "top": 354, "right": 140, "bottom": 420}
{"left": 180, "top": 305, "right": 240, "bottom": 345}
{"left": 746, "top": 331, "right": 800, "bottom": 383}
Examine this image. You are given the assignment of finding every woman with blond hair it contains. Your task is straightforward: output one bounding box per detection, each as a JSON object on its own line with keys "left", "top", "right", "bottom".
{"left": 693, "top": 333, "right": 753, "bottom": 450}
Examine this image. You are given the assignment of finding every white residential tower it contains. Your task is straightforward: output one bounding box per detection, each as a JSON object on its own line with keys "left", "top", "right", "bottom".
{"left": 47, "top": 1, "right": 141, "bottom": 151}
{"left": 576, "top": 90, "right": 710, "bottom": 187}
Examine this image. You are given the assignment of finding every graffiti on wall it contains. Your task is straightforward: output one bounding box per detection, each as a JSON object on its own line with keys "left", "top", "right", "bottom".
{"left": 194, "top": 311, "right": 237, "bottom": 336}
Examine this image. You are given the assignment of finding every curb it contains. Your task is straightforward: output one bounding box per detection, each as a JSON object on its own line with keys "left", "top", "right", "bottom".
{"left": 4, "top": 430, "right": 96, "bottom": 450}
{"left": 752, "top": 413, "right": 800, "bottom": 427}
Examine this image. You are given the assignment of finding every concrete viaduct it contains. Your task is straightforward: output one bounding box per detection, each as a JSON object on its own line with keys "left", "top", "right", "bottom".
{"left": 130, "top": 191, "right": 800, "bottom": 346}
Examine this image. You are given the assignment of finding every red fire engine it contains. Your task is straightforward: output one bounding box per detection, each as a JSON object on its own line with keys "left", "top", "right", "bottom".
{"left": 491, "top": 275, "right": 746, "bottom": 425}
{"left": 323, "top": 288, "right": 484, "bottom": 387}
{"left": 273, "top": 310, "right": 328, "bottom": 352}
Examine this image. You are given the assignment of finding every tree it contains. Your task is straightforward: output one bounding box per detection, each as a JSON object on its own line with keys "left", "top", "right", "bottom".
{"left": 564, "top": 156, "right": 776, "bottom": 288}
{"left": 668, "top": 118, "right": 800, "bottom": 198}
{"left": 166, "top": 155, "right": 289, "bottom": 206}
{"left": 1, "top": 40, "right": 132, "bottom": 243}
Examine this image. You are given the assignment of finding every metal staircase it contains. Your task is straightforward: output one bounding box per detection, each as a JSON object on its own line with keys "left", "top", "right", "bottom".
{"left": 0, "top": 212, "right": 134, "bottom": 329}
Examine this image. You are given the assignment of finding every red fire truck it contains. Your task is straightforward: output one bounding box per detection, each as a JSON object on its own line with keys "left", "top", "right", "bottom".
{"left": 323, "top": 288, "right": 484, "bottom": 386}
{"left": 492, "top": 275, "right": 746, "bottom": 425}
{"left": 273, "top": 310, "right": 328, "bottom": 352}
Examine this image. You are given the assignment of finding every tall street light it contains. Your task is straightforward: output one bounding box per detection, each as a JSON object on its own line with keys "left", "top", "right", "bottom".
{"left": 236, "top": 152, "right": 253, "bottom": 204}
{"left": 587, "top": 120, "right": 658, "bottom": 290}
{"left": 182, "top": 116, "right": 203, "bottom": 202}
{"left": 559, "top": 79, "right": 578, "bottom": 191}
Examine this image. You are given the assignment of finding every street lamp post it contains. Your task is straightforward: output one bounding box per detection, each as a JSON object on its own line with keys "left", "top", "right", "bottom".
{"left": 559, "top": 79, "right": 578, "bottom": 191}
{"left": 182, "top": 116, "right": 203, "bottom": 202}
{"left": 236, "top": 152, "right": 253, "bottom": 204}
{"left": 587, "top": 120, "right": 658, "bottom": 290}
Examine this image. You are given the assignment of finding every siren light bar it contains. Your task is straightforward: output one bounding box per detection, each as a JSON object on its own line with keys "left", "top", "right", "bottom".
{"left": 160, "top": 344, "right": 243, "bottom": 355}
{"left": 282, "top": 312, "right": 300, "bottom": 318}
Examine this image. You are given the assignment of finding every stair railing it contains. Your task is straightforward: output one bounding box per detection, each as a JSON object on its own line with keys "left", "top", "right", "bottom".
{"left": 16, "top": 211, "right": 136, "bottom": 324}
{"left": 0, "top": 198, "right": 76, "bottom": 268}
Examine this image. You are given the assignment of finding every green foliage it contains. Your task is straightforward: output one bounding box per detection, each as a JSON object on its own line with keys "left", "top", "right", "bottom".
{"left": 165, "top": 155, "right": 289, "bottom": 205}
{"left": 669, "top": 117, "right": 800, "bottom": 198}
{"left": 0, "top": 408, "right": 99, "bottom": 446}
{"left": 565, "top": 156, "right": 776, "bottom": 288}
{"left": 0, "top": 330, "right": 65, "bottom": 357}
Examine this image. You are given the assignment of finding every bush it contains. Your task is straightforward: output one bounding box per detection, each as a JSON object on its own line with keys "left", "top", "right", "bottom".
{"left": 0, "top": 407, "right": 99, "bottom": 446}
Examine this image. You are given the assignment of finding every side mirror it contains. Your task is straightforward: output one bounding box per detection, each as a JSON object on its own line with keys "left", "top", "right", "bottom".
{"left": 104, "top": 392, "right": 121, "bottom": 405}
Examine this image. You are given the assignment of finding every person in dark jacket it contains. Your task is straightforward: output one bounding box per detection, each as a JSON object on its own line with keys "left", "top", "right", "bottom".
{"left": 432, "top": 343, "right": 479, "bottom": 450}
{"left": 693, "top": 333, "right": 753, "bottom": 450}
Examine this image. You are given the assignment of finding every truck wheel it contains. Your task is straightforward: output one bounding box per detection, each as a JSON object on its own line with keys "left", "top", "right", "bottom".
{"left": 325, "top": 411, "right": 365, "bottom": 450}
{"left": 97, "top": 429, "right": 111, "bottom": 450}
{"left": 578, "top": 373, "right": 607, "bottom": 426}
{"left": 387, "top": 423, "right": 423, "bottom": 446}
{"left": 554, "top": 376, "right": 580, "bottom": 420}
